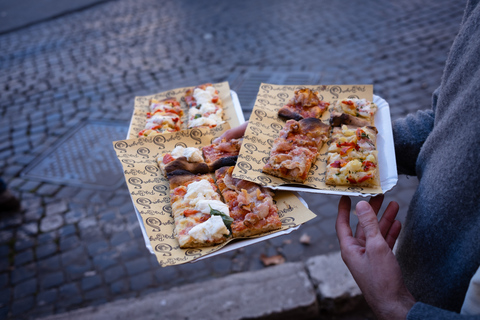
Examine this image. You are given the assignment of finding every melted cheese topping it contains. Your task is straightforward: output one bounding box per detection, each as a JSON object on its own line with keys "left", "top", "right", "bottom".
{"left": 170, "top": 146, "right": 203, "bottom": 162}
{"left": 188, "top": 112, "right": 223, "bottom": 128}
{"left": 150, "top": 101, "right": 171, "bottom": 113}
{"left": 340, "top": 99, "right": 376, "bottom": 118}
{"left": 195, "top": 199, "right": 230, "bottom": 216}
{"left": 340, "top": 159, "right": 363, "bottom": 174}
{"left": 145, "top": 114, "right": 178, "bottom": 129}
{"left": 184, "top": 180, "right": 219, "bottom": 206}
{"left": 199, "top": 102, "right": 217, "bottom": 114}
{"left": 193, "top": 86, "right": 217, "bottom": 105}
{"left": 188, "top": 215, "right": 229, "bottom": 242}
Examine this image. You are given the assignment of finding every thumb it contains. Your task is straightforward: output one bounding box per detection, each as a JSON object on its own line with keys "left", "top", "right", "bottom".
{"left": 356, "top": 201, "right": 380, "bottom": 239}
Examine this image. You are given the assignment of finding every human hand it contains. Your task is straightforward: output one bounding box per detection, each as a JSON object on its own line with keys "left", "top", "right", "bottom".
{"left": 335, "top": 195, "right": 415, "bottom": 320}
{"left": 212, "top": 122, "right": 248, "bottom": 144}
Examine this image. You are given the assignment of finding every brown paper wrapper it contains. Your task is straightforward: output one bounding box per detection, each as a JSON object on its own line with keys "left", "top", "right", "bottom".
{"left": 233, "top": 83, "right": 383, "bottom": 194}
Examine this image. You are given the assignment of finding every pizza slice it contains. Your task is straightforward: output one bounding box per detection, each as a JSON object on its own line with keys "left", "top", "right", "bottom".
{"left": 138, "top": 98, "right": 183, "bottom": 137}
{"left": 215, "top": 166, "right": 282, "bottom": 238}
{"left": 168, "top": 173, "right": 232, "bottom": 248}
{"left": 201, "top": 138, "right": 243, "bottom": 171}
{"left": 330, "top": 98, "right": 377, "bottom": 127}
{"left": 156, "top": 146, "right": 209, "bottom": 177}
{"left": 325, "top": 125, "right": 380, "bottom": 187}
{"left": 327, "top": 125, "right": 377, "bottom": 155}
{"left": 262, "top": 118, "right": 330, "bottom": 183}
{"left": 278, "top": 88, "right": 330, "bottom": 121}
{"left": 185, "top": 83, "right": 224, "bottom": 129}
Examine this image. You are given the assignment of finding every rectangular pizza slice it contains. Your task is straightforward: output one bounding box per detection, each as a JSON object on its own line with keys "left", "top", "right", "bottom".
{"left": 185, "top": 83, "right": 224, "bottom": 129}
{"left": 278, "top": 88, "right": 330, "bottom": 121}
{"left": 325, "top": 125, "right": 380, "bottom": 187}
{"left": 201, "top": 138, "right": 243, "bottom": 171}
{"left": 168, "top": 173, "right": 233, "bottom": 248}
{"left": 139, "top": 98, "right": 183, "bottom": 137}
{"left": 262, "top": 118, "right": 330, "bottom": 183}
{"left": 330, "top": 98, "right": 377, "bottom": 127}
{"left": 215, "top": 166, "right": 282, "bottom": 238}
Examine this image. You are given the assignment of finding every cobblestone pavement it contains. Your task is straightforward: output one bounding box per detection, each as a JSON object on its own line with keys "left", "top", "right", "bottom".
{"left": 0, "top": 0, "right": 466, "bottom": 319}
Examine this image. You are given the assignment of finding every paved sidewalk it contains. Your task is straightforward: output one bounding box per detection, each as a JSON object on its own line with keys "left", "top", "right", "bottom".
{"left": 0, "top": 0, "right": 465, "bottom": 319}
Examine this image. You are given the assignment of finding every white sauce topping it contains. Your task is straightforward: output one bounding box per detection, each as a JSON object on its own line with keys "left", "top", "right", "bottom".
{"left": 184, "top": 179, "right": 218, "bottom": 206}
{"left": 195, "top": 199, "right": 230, "bottom": 216}
{"left": 188, "top": 215, "right": 229, "bottom": 241}
{"left": 193, "top": 86, "right": 216, "bottom": 105}
{"left": 170, "top": 146, "right": 203, "bottom": 162}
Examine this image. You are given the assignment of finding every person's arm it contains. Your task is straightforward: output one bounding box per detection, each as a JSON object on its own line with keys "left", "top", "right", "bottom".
{"left": 336, "top": 197, "right": 480, "bottom": 320}
{"left": 392, "top": 87, "right": 439, "bottom": 176}
{"left": 407, "top": 302, "right": 480, "bottom": 319}
{"left": 212, "top": 121, "right": 248, "bottom": 143}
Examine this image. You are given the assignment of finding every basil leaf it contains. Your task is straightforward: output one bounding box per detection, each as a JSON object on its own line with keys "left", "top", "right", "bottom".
{"left": 209, "top": 205, "right": 233, "bottom": 233}
{"left": 194, "top": 114, "right": 202, "bottom": 119}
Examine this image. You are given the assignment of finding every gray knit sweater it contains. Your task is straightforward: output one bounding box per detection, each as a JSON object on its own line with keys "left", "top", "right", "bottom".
{"left": 393, "top": 1, "right": 480, "bottom": 318}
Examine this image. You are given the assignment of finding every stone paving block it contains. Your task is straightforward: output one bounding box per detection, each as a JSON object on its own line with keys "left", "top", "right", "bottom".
{"left": 12, "top": 236, "right": 33, "bottom": 252}
{"left": 104, "top": 265, "right": 126, "bottom": 284}
{"left": 64, "top": 260, "right": 94, "bottom": 281}
{"left": 92, "top": 250, "right": 119, "bottom": 270}
{"left": 116, "top": 241, "right": 142, "bottom": 261}
{"left": 18, "top": 180, "right": 42, "bottom": 193}
{"left": 40, "top": 214, "right": 64, "bottom": 233}
{"left": 64, "top": 209, "right": 86, "bottom": 224}
{"left": 81, "top": 274, "right": 102, "bottom": 291}
{"left": 11, "top": 263, "right": 36, "bottom": 285}
{"left": 84, "top": 287, "right": 108, "bottom": 302}
{"left": 36, "top": 243, "right": 58, "bottom": 260}
{"left": 36, "top": 184, "right": 62, "bottom": 196}
{"left": 86, "top": 240, "right": 109, "bottom": 256}
{"left": 0, "top": 245, "right": 9, "bottom": 258}
{"left": 110, "top": 279, "right": 129, "bottom": 295}
{"left": 124, "top": 256, "right": 150, "bottom": 276}
{"left": 37, "top": 231, "right": 58, "bottom": 245}
{"left": 45, "top": 200, "right": 69, "bottom": 216}
{"left": 37, "top": 289, "right": 59, "bottom": 307}
{"left": 14, "top": 249, "right": 34, "bottom": 267}
{"left": 59, "top": 234, "right": 80, "bottom": 251}
{"left": 110, "top": 230, "right": 132, "bottom": 246}
{"left": 40, "top": 271, "right": 64, "bottom": 290}
{"left": 11, "top": 295, "right": 35, "bottom": 316}
{"left": 13, "top": 278, "right": 37, "bottom": 299}
{"left": 0, "top": 273, "right": 8, "bottom": 289}
{"left": 24, "top": 206, "right": 44, "bottom": 222}
{"left": 306, "top": 251, "right": 362, "bottom": 314}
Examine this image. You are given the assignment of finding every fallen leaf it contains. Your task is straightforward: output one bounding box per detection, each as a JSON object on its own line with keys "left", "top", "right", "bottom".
{"left": 260, "top": 254, "right": 285, "bottom": 266}
{"left": 299, "top": 233, "right": 311, "bottom": 245}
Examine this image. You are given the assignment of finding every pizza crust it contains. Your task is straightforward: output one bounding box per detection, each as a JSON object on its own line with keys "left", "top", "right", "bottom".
{"left": 330, "top": 111, "right": 371, "bottom": 127}
{"left": 164, "top": 157, "right": 210, "bottom": 178}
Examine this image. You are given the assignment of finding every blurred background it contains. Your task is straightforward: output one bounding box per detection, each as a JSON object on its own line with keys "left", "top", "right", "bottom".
{"left": 0, "top": 0, "right": 465, "bottom": 319}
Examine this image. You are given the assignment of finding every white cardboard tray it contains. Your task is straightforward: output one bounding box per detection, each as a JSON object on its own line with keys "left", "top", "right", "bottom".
{"left": 267, "top": 95, "right": 398, "bottom": 197}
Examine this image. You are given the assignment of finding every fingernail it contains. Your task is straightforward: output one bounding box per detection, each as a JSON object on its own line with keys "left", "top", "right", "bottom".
{"left": 356, "top": 201, "right": 370, "bottom": 216}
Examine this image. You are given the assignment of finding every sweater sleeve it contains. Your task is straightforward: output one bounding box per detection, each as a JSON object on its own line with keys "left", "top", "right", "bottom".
{"left": 408, "top": 302, "right": 480, "bottom": 320}
{"left": 391, "top": 87, "right": 439, "bottom": 176}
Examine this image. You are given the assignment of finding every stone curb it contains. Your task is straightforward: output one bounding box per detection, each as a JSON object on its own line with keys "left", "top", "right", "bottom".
{"left": 38, "top": 251, "right": 362, "bottom": 320}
